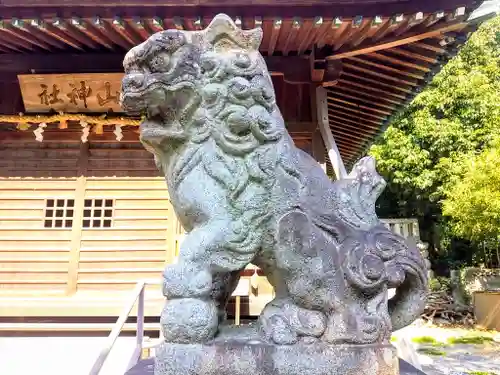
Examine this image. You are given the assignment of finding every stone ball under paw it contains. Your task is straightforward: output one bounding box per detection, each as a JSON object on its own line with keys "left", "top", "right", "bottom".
{"left": 161, "top": 298, "right": 218, "bottom": 343}
{"left": 162, "top": 263, "right": 212, "bottom": 299}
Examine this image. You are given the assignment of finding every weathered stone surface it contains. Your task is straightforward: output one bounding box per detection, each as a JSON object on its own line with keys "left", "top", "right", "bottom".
{"left": 154, "top": 326, "right": 398, "bottom": 375}
{"left": 121, "top": 12, "right": 429, "bottom": 374}
{"left": 160, "top": 298, "right": 218, "bottom": 343}
{"left": 126, "top": 357, "right": 429, "bottom": 375}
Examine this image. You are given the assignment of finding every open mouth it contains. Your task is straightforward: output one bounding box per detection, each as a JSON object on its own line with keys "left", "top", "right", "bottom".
{"left": 121, "top": 81, "right": 166, "bottom": 114}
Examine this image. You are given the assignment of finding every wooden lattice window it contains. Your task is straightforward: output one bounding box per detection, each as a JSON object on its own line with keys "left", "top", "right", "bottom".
{"left": 44, "top": 199, "right": 74, "bottom": 228}
{"left": 83, "top": 199, "right": 114, "bottom": 228}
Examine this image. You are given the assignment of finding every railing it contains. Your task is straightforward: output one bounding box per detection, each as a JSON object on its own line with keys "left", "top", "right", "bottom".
{"left": 89, "top": 278, "right": 250, "bottom": 374}
{"left": 381, "top": 218, "right": 420, "bottom": 240}
{"left": 89, "top": 281, "right": 150, "bottom": 375}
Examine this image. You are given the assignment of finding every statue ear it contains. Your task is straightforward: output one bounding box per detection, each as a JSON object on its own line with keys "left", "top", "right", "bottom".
{"left": 277, "top": 210, "right": 316, "bottom": 260}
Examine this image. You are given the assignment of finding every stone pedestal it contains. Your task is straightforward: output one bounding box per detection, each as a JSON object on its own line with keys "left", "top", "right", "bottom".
{"left": 150, "top": 326, "right": 398, "bottom": 375}
{"left": 126, "top": 357, "right": 428, "bottom": 375}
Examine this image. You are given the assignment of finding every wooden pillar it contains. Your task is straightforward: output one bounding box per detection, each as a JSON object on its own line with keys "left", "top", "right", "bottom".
{"left": 315, "top": 86, "right": 347, "bottom": 180}
{"left": 66, "top": 142, "right": 89, "bottom": 296}
{"left": 310, "top": 84, "right": 326, "bottom": 173}
{"left": 312, "top": 130, "right": 327, "bottom": 173}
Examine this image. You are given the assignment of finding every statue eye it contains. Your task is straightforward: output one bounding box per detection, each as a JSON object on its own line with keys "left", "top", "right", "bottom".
{"left": 149, "top": 54, "right": 170, "bottom": 72}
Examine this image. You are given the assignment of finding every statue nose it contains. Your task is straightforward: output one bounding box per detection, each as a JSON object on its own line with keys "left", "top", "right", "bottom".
{"left": 123, "top": 74, "right": 145, "bottom": 90}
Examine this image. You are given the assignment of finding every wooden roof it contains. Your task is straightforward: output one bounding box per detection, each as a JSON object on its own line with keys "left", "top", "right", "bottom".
{"left": 0, "top": 0, "right": 487, "bottom": 168}
{"left": 0, "top": 11, "right": 473, "bottom": 55}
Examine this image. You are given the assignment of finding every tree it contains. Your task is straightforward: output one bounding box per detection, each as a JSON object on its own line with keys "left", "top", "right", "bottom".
{"left": 369, "top": 16, "right": 500, "bottom": 271}
{"left": 442, "top": 138, "right": 500, "bottom": 266}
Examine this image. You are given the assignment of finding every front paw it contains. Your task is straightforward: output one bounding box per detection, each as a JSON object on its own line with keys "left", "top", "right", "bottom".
{"left": 161, "top": 298, "right": 218, "bottom": 343}
{"left": 260, "top": 314, "right": 298, "bottom": 345}
{"left": 259, "top": 302, "right": 326, "bottom": 345}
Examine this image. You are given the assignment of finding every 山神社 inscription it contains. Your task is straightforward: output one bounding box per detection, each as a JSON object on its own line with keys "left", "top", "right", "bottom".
{"left": 18, "top": 73, "right": 122, "bottom": 113}
{"left": 121, "top": 13, "right": 428, "bottom": 375}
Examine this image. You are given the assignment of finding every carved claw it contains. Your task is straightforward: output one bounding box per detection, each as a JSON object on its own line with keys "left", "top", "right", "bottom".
{"left": 259, "top": 301, "right": 326, "bottom": 345}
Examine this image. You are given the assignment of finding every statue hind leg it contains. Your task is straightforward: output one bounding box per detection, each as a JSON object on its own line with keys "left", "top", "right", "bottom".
{"left": 256, "top": 211, "right": 342, "bottom": 344}
{"left": 211, "top": 270, "right": 241, "bottom": 324}
{"left": 160, "top": 220, "right": 248, "bottom": 343}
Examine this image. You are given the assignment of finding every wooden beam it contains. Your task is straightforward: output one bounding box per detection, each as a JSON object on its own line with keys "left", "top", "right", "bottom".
{"left": 312, "top": 129, "right": 326, "bottom": 173}
{"left": 309, "top": 85, "right": 326, "bottom": 173}
{"left": 66, "top": 142, "right": 88, "bottom": 296}
{"left": 315, "top": 86, "right": 347, "bottom": 180}
{"left": 327, "top": 21, "right": 467, "bottom": 60}
{"left": 267, "top": 18, "right": 282, "bottom": 56}
{"left": 0, "top": 53, "right": 311, "bottom": 82}
{"left": 0, "top": 0, "right": 477, "bottom": 12}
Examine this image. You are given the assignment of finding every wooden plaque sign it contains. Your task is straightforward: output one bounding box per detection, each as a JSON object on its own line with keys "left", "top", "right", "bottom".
{"left": 18, "top": 73, "right": 125, "bottom": 113}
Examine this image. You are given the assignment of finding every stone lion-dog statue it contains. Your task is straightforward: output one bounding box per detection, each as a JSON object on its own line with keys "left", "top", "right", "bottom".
{"left": 121, "top": 14, "right": 428, "bottom": 347}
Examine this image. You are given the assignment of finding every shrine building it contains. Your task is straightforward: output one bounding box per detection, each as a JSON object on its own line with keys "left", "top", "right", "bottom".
{"left": 0, "top": 0, "right": 493, "bottom": 329}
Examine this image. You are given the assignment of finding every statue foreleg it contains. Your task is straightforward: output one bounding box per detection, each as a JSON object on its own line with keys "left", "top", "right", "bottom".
{"left": 160, "top": 220, "right": 243, "bottom": 343}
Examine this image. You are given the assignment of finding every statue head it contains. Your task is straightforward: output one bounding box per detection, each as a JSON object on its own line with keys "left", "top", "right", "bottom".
{"left": 121, "top": 14, "right": 283, "bottom": 153}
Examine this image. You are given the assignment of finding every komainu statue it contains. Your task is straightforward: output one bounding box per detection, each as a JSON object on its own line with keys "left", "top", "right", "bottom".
{"left": 122, "top": 13, "right": 428, "bottom": 375}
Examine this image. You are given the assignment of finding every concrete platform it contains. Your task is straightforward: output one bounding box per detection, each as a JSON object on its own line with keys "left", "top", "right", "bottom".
{"left": 0, "top": 336, "right": 137, "bottom": 375}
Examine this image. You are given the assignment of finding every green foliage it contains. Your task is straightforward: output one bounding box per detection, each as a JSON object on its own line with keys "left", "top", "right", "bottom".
{"left": 412, "top": 336, "right": 438, "bottom": 345}
{"left": 442, "top": 138, "right": 500, "bottom": 243}
{"left": 369, "top": 16, "right": 500, "bottom": 269}
{"left": 429, "top": 277, "right": 451, "bottom": 293}
{"left": 468, "top": 372, "right": 497, "bottom": 375}
{"left": 417, "top": 347, "right": 446, "bottom": 356}
{"left": 447, "top": 335, "right": 493, "bottom": 345}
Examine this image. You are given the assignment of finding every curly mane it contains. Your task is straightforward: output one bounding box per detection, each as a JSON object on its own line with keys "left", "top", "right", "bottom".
{"left": 123, "top": 15, "right": 294, "bottom": 259}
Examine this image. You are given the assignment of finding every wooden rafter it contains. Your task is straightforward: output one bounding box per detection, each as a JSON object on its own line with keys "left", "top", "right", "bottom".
{"left": 344, "top": 62, "right": 418, "bottom": 86}
{"left": 334, "top": 85, "right": 403, "bottom": 106}
{"left": 329, "top": 90, "right": 397, "bottom": 111}
{"left": 408, "top": 41, "right": 447, "bottom": 53}
{"left": 389, "top": 46, "right": 438, "bottom": 63}
{"left": 328, "top": 108, "right": 383, "bottom": 126}
{"left": 366, "top": 51, "right": 432, "bottom": 72}
{"left": 341, "top": 72, "right": 413, "bottom": 94}
{"left": 329, "top": 120, "right": 377, "bottom": 139}
{"left": 328, "top": 97, "right": 391, "bottom": 117}
{"left": 330, "top": 129, "right": 369, "bottom": 147}
{"left": 328, "top": 113, "right": 380, "bottom": 133}
{"left": 336, "top": 79, "right": 407, "bottom": 100}
{"left": 327, "top": 20, "right": 467, "bottom": 60}
{"left": 267, "top": 18, "right": 282, "bottom": 56}
{"left": 346, "top": 56, "right": 426, "bottom": 79}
